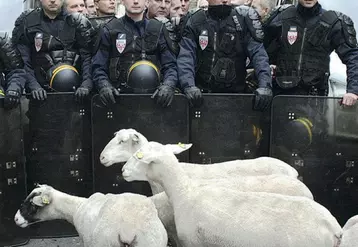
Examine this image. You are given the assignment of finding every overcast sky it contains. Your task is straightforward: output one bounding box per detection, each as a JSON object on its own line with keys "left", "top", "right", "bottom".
{"left": 0, "top": 0, "right": 24, "bottom": 33}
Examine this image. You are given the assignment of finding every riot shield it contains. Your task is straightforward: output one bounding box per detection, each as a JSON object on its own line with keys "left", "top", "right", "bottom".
{"left": 0, "top": 99, "right": 28, "bottom": 246}
{"left": 190, "top": 94, "right": 266, "bottom": 163}
{"left": 23, "top": 93, "right": 92, "bottom": 238}
{"left": 270, "top": 95, "right": 358, "bottom": 225}
{"left": 92, "top": 94, "right": 189, "bottom": 195}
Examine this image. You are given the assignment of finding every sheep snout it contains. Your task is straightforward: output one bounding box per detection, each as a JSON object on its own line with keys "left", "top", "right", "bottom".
{"left": 14, "top": 210, "right": 29, "bottom": 228}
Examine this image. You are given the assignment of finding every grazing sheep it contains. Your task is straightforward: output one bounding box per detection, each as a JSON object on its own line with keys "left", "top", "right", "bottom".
{"left": 100, "top": 128, "right": 299, "bottom": 195}
{"left": 14, "top": 185, "right": 167, "bottom": 247}
{"left": 339, "top": 215, "right": 358, "bottom": 247}
{"left": 122, "top": 141, "right": 343, "bottom": 247}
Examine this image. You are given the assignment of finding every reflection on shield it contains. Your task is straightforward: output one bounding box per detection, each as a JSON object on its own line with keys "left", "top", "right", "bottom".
{"left": 270, "top": 95, "right": 358, "bottom": 225}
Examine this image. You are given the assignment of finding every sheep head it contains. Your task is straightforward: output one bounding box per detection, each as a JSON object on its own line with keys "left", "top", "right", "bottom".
{"left": 100, "top": 128, "right": 149, "bottom": 167}
{"left": 14, "top": 184, "right": 54, "bottom": 228}
{"left": 122, "top": 141, "right": 192, "bottom": 182}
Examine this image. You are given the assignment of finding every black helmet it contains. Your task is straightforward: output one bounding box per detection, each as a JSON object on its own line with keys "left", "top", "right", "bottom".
{"left": 47, "top": 64, "right": 80, "bottom": 92}
{"left": 126, "top": 60, "right": 160, "bottom": 93}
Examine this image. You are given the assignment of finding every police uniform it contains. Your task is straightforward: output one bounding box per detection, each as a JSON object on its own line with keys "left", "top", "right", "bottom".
{"left": 264, "top": 3, "right": 358, "bottom": 153}
{"left": 12, "top": 8, "right": 94, "bottom": 101}
{"left": 177, "top": 5, "right": 273, "bottom": 110}
{"left": 264, "top": 3, "right": 358, "bottom": 96}
{"left": 92, "top": 15, "right": 178, "bottom": 107}
{"left": 89, "top": 15, "right": 114, "bottom": 53}
{"left": 0, "top": 32, "right": 26, "bottom": 108}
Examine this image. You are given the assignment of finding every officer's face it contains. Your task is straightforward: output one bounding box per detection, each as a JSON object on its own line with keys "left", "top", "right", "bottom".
{"left": 170, "top": 0, "right": 184, "bottom": 18}
{"left": 40, "top": 0, "right": 63, "bottom": 13}
{"left": 180, "top": 0, "right": 190, "bottom": 15}
{"left": 208, "top": 0, "right": 231, "bottom": 6}
{"left": 94, "top": 0, "right": 116, "bottom": 16}
{"left": 65, "top": 0, "right": 86, "bottom": 13}
{"left": 197, "top": 0, "right": 208, "bottom": 10}
{"left": 123, "top": 0, "right": 146, "bottom": 15}
{"left": 251, "top": 0, "right": 269, "bottom": 18}
{"left": 298, "top": 0, "right": 318, "bottom": 8}
{"left": 85, "top": 0, "right": 97, "bottom": 16}
{"left": 147, "top": 0, "right": 170, "bottom": 18}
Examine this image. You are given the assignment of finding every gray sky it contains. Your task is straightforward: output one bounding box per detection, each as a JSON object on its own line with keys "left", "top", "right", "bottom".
{"left": 320, "top": 0, "right": 358, "bottom": 28}
{"left": 0, "top": 0, "right": 24, "bottom": 33}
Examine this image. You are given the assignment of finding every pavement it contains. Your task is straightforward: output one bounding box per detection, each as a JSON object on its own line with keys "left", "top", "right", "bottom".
{"left": 5, "top": 237, "right": 83, "bottom": 247}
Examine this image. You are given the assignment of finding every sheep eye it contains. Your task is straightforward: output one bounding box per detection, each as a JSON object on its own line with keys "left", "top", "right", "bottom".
{"left": 118, "top": 140, "right": 123, "bottom": 144}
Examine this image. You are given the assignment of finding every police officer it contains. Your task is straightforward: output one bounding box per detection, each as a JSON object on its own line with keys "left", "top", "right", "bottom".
{"left": 177, "top": 0, "right": 273, "bottom": 110}
{"left": 0, "top": 32, "right": 27, "bottom": 109}
{"left": 92, "top": 0, "right": 178, "bottom": 107}
{"left": 264, "top": 0, "right": 358, "bottom": 152}
{"left": 12, "top": 0, "right": 94, "bottom": 102}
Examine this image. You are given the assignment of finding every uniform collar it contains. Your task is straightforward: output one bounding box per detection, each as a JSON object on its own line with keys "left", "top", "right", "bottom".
{"left": 297, "top": 2, "right": 322, "bottom": 18}
{"left": 124, "top": 14, "right": 147, "bottom": 26}
{"left": 41, "top": 8, "right": 66, "bottom": 21}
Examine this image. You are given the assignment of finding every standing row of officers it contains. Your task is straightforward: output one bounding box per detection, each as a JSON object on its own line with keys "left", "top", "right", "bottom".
{"left": 0, "top": 0, "right": 358, "bottom": 113}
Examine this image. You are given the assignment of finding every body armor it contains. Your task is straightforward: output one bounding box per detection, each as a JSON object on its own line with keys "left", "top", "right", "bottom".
{"left": 20, "top": 9, "right": 92, "bottom": 90}
{"left": 105, "top": 17, "right": 163, "bottom": 93}
{"left": 275, "top": 8, "right": 343, "bottom": 95}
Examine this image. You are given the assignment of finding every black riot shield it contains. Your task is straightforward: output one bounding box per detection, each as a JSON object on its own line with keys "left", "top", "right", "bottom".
{"left": 92, "top": 94, "right": 189, "bottom": 195}
{"left": 270, "top": 95, "right": 358, "bottom": 225}
{"left": 23, "top": 93, "right": 92, "bottom": 238}
{"left": 190, "top": 94, "right": 266, "bottom": 164}
{"left": 0, "top": 99, "right": 29, "bottom": 246}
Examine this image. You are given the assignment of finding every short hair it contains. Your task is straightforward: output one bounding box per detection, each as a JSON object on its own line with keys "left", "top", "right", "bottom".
{"left": 260, "top": 0, "right": 276, "bottom": 12}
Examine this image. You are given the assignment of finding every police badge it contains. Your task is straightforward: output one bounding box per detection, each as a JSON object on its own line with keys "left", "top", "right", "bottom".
{"left": 199, "top": 30, "right": 208, "bottom": 50}
{"left": 34, "top": 32, "right": 43, "bottom": 52}
{"left": 116, "top": 33, "right": 126, "bottom": 54}
{"left": 287, "top": 26, "right": 298, "bottom": 45}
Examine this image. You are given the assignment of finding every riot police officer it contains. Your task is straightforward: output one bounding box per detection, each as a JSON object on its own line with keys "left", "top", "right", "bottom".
{"left": 92, "top": 0, "right": 178, "bottom": 107}
{"left": 12, "top": 0, "right": 94, "bottom": 102}
{"left": 177, "top": 0, "right": 273, "bottom": 110}
{"left": 0, "top": 32, "right": 26, "bottom": 109}
{"left": 263, "top": 0, "right": 358, "bottom": 152}
{"left": 264, "top": 0, "right": 358, "bottom": 104}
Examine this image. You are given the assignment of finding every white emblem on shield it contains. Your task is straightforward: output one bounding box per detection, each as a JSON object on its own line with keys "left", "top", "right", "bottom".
{"left": 287, "top": 26, "right": 298, "bottom": 45}
{"left": 199, "top": 30, "right": 208, "bottom": 50}
{"left": 116, "top": 33, "right": 126, "bottom": 53}
{"left": 34, "top": 32, "right": 43, "bottom": 52}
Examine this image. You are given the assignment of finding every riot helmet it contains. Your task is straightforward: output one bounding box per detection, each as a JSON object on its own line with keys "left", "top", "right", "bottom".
{"left": 47, "top": 64, "right": 80, "bottom": 92}
{"left": 126, "top": 60, "right": 160, "bottom": 93}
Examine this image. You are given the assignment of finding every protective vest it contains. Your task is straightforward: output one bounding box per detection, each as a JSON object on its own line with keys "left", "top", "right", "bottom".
{"left": 189, "top": 9, "right": 247, "bottom": 92}
{"left": 105, "top": 17, "right": 162, "bottom": 89}
{"left": 24, "top": 9, "right": 80, "bottom": 87}
{"left": 275, "top": 8, "right": 338, "bottom": 92}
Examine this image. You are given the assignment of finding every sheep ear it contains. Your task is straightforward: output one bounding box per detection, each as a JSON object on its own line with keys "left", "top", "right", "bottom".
{"left": 32, "top": 194, "right": 51, "bottom": 207}
{"left": 165, "top": 143, "right": 193, "bottom": 154}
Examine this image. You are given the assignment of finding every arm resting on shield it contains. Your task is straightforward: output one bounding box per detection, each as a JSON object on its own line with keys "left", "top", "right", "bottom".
{"left": 331, "top": 16, "right": 358, "bottom": 96}
{"left": 159, "top": 30, "right": 178, "bottom": 88}
{"left": 92, "top": 27, "right": 112, "bottom": 90}
{"left": 78, "top": 48, "right": 93, "bottom": 89}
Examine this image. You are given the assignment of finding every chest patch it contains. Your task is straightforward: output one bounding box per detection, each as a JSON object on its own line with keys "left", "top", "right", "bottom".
{"left": 287, "top": 26, "right": 298, "bottom": 45}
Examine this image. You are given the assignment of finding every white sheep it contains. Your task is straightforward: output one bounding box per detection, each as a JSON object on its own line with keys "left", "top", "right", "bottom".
{"left": 339, "top": 215, "right": 358, "bottom": 247}
{"left": 100, "top": 128, "right": 299, "bottom": 195}
{"left": 14, "top": 185, "right": 167, "bottom": 247}
{"left": 122, "top": 141, "right": 343, "bottom": 247}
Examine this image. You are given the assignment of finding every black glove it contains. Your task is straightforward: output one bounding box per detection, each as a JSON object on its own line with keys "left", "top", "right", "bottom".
{"left": 31, "top": 88, "right": 47, "bottom": 101}
{"left": 184, "top": 86, "right": 203, "bottom": 107}
{"left": 253, "top": 87, "right": 272, "bottom": 111}
{"left": 4, "top": 90, "right": 21, "bottom": 109}
{"left": 99, "top": 86, "right": 120, "bottom": 105}
{"left": 151, "top": 84, "right": 175, "bottom": 107}
{"left": 75, "top": 87, "right": 90, "bottom": 103}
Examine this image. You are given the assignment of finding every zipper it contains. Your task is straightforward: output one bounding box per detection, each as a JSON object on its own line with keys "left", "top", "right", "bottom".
{"left": 48, "top": 35, "right": 53, "bottom": 51}
{"left": 211, "top": 32, "right": 217, "bottom": 72}
{"left": 132, "top": 35, "right": 137, "bottom": 65}
{"left": 297, "top": 27, "right": 307, "bottom": 78}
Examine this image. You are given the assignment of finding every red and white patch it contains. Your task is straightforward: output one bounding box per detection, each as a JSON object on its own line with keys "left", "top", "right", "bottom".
{"left": 287, "top": 26, "right": 298, "bottom": 45}
{"left": 116, "top": 33, "right": 126, "bottom": 54}
{"left": 199, "top": 30, "right": 208, "bottom": 50}
{"left": 34, "top": 32, "right": 43, "bottom": 52}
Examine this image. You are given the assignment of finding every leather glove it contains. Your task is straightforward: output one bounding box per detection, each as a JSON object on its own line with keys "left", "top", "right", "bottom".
{"left": 31, "top": 88, "right": 47, "bottom": 101}
{"left": 184, "top": 86, "right": 203, "bottom": 107}
{"left": 75, "top": 87, "right": 90, "bottom": 103}
{"left": 4, "top": 90, "right": 21, "bottom": 109}
{"left": 151, "top": 84, "right": 175, "bottom": 107}
{"left": 253, "top": 87, "right": 273, "bottom": 111}
{"left": 99, "top": 86, "right": 120, "bottom": 105}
